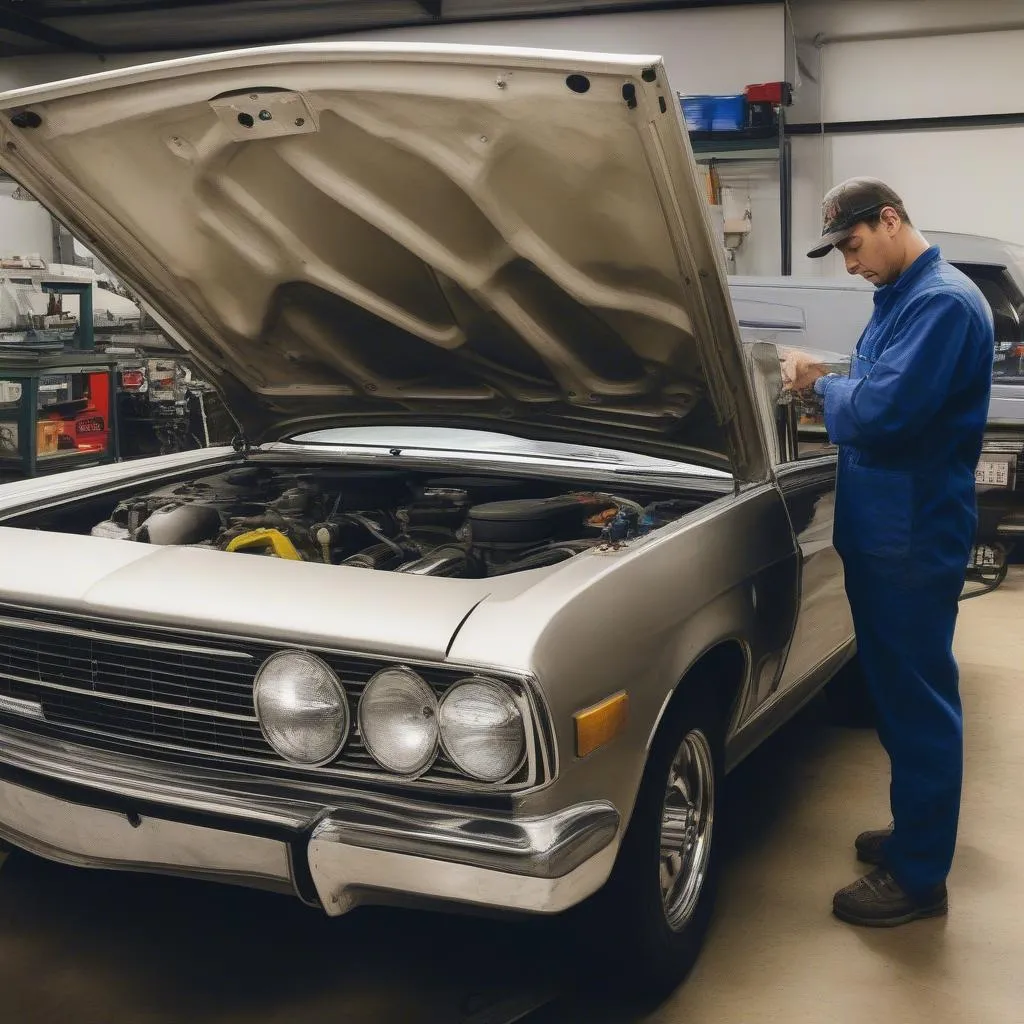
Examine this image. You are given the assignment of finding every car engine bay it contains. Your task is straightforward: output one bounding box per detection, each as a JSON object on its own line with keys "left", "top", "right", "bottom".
{"left": 64, "top": 463, "right": 711, "bottom": 578}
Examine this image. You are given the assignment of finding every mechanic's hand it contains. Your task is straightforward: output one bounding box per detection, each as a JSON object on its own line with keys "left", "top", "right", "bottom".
{"left": 780, "top": 349, "right": 829, "bottom": 392}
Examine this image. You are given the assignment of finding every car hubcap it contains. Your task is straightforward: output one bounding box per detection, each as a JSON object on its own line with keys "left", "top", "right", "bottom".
{"left": 659, "top": 728, "right": 715, "bottom": 932}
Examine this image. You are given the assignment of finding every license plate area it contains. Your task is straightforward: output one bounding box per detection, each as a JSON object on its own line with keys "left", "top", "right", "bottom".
{"left": 976, "top": 458, "right": 1013, "bottom": 488}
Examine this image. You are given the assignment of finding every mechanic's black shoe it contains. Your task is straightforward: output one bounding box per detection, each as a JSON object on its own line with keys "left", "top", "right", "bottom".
{"left": 833, "top": 868, "right": 948, "bottom": 927}
{"left": 855, "top": 825, "right": 893, "bottom": 865}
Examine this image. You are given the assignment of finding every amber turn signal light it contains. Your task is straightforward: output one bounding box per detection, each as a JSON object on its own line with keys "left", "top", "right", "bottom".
{"left": 574, "top": 691, "right": 629, "bottom": 758}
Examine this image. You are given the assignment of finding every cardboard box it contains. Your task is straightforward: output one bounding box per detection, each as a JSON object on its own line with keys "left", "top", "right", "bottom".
{"left": 37, "top": 420, "right": 62, "bottom": 456}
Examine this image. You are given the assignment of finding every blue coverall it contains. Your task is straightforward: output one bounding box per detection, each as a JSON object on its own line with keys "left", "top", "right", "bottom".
{"left": 816, "top": 246, "right": 994, "bottom": 899}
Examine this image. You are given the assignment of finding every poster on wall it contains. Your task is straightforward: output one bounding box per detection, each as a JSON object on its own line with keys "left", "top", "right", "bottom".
{"left": 0, "top": 421, "right": 18, "bottom": 455}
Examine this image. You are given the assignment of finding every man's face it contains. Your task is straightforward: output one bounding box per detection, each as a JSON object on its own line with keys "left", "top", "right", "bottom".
{"left": 836, "top": 214, "right": 902, "bottom": 286}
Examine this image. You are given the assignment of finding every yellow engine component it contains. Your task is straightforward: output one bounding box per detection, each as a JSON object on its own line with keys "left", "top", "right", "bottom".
{"left": 224, "top": 528, "right": 303, "bottom": 560}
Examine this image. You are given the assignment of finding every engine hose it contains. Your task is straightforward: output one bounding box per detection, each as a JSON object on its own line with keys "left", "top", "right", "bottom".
{"left": 488, "top": 541, "right": 598, "bottom": 577}
{"left": 342, "top": 542, "right": 407, "bottom": 571}
{"left": 591, "top": 492, "right": 646, "bottom": 517}
{"left": 337, "top": 512, "right": 406, "bottom": 559}
{"left": 224, "top": 528, "right": 304, "bottom": 560}
{"left": 396, "top": 546, "right": 473, "bottom": 577}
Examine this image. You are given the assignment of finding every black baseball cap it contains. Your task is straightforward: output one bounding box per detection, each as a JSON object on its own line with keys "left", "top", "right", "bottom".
{"left": 807, "top": 177, "right": 907, "bottom": 259}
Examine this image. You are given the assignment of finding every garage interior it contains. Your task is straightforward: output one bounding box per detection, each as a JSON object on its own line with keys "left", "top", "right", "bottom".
{"left": 0, "top": 2, "right": 1022, "bottom": 1022}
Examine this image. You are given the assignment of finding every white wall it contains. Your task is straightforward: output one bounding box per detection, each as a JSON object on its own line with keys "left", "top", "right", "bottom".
{"left": 793, "top": 0, "right": 1024, "bottom": 43}
{"left": 343, "top": 5, "right": 785, "bottom": 95}
{"left": 789, "top": 2, "right": 1024, "bottom": 276}
{"left": 790, "top": 134, "right": 828, "bottom": 277}
{"left": 823, "top": 29, "right": 1024, "bottom": 122}
{"left": 830, "top": 127, "right": 1024, "bottom": 246}
{"left": 0, "top": 5, "right": 785, "bottom": 93}
{"left": 717, "top": 161, "right": 782, "bottom": 276}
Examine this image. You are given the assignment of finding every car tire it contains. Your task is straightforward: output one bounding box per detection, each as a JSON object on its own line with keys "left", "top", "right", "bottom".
{"left": 583, "top": 684, "right": 726, "bottom": 1005}
{"left": 824, "top": 655, "right": 876, "bottom": 728}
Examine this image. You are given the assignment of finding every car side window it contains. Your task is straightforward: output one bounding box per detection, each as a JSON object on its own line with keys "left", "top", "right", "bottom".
{"left": 954, "top": 262, "right": 1024, "bottom": 385}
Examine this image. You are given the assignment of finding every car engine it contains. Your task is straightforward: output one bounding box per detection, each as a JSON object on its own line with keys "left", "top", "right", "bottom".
{"left": 88, "top": 465, "right": 695, "bottom": 578}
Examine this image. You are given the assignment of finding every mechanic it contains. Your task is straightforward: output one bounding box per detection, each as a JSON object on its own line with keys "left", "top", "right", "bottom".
{"left": 782, "top": 178, "right": 994, "bottom": 928}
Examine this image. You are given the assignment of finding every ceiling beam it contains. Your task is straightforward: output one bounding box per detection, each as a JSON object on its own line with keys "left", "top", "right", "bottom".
{"left": 0, "top": 5, "right": 100, "bottom": 52}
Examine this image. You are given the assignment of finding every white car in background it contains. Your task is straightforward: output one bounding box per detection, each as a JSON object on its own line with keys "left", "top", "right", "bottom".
{"left": 729, "top": 230, "right": 1024, "bottom": 426}
{"left": 729, "top": 233, "right": 1024, "bottom": 572}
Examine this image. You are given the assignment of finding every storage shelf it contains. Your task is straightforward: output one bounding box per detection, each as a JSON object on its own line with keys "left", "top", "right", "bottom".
{"left": 694, "top": 147, "right": 779, "bottom": 163}
{"left": 691, "top": 133, "right": 781, "bottom": 163}
{"left": 688, "top": 115, "right": 792, "bottom": 273}
{"left": 37, "top": 448, "right": 107, "bottom": 462}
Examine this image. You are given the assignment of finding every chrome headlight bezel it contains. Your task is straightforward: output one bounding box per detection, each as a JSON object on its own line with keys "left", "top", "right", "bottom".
{"left": 253, "top": 649, "right": 350, "bottom": 767}
{"left": 438, "top": 675, "right": 528, "bottom": 784}
{"left": 357, "top": 666, "right": 440, "bottom": 778}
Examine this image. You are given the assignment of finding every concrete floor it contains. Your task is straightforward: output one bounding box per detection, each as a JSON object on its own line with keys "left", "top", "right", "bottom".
{"left": 631, "top": 568, "right": 1024, "bottom": 1024}
{"left": 1, "top": 572, "right": 1021, "bottom": 1023}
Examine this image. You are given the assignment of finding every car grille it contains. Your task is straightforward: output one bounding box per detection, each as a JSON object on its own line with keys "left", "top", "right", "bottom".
{"left": 0, "top": 605, "right": 541, "bottom": 789}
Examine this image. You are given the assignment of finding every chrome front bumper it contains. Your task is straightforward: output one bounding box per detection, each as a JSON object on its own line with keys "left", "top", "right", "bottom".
{"left": 0, "top": 724, "right": 619, "bottom": 916}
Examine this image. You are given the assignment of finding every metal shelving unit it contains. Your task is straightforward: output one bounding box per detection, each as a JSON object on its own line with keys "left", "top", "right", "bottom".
{"left": 0, "top": 351, "right": 121, "bottom": 480}
{"left": 688, "top": 108, "right": 793, "bottom": 274}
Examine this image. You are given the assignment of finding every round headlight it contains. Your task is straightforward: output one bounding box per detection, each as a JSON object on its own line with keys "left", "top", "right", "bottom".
{"left": 358, "top": 668, "right": 439, "bottom": 776}
{"left": 439, "top": 678, "right": 526, "bottom": 783}
{"left": 253, "top": 650, "right": 349, "bottom": 766}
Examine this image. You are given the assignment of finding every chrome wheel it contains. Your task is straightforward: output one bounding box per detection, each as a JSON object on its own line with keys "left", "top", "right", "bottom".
{"left": 659, "top": 727, "right": 715, "bottom": 932}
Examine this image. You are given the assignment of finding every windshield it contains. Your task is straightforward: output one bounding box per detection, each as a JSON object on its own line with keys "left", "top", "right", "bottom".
{"left": 286, "top": 426, "right": 732, "bottom": 477}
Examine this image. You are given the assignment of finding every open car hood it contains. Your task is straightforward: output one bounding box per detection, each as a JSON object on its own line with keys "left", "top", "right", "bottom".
{"left": 0, "top": 43, "right": 764, "bottom": 479}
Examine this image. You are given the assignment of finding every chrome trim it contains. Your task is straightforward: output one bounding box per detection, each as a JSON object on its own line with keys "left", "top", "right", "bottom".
{"left": 309, "top": 834, "right": 619, "bottom": 917}
{"left": 0, "top": 716, "right": 272, "bottom": 771}
{"left": 773, "top": 454, "right": 839, "bottom": 478}
{"left": 0, "top": 694, "right": 44, "bottom": 720}
{"left": 9, "top": 705, "right": 541, "bottom": 797}
{"left": 0, "top": 669, "right": 259, "bottom": 724}
{"left": 660, "top": 727, "right": 715, "bottom": 931}
{"left": 0, "top": 777, "right": 295, "bottom": 896}
{"left": 311, "top": 797, "right": 618, "bottom": 880}
{"left": 0, "top": 613, "right": 253, "bottom": 660}
{"left": 0, "top": 601, "right": 556, "bottom": 794}
{"left": 0, "top": 722, "right": 325, "bottom": 830}
{"left": 0, "top": 721, "right": 616, "bottom": 917}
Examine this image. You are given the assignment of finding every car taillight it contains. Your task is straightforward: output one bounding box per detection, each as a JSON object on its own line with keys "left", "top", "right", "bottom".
{"left": 121, "top": 369, "right": 146, "bottom": 391}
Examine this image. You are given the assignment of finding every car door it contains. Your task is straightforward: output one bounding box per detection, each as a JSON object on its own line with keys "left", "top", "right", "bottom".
{"left": 745, "top": 342, "right": 854, "bottom": 701}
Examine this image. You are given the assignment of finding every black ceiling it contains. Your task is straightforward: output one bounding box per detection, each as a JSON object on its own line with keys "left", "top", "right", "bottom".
{"left": 0, "top": 0, "right": 772, "bottom": 57}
